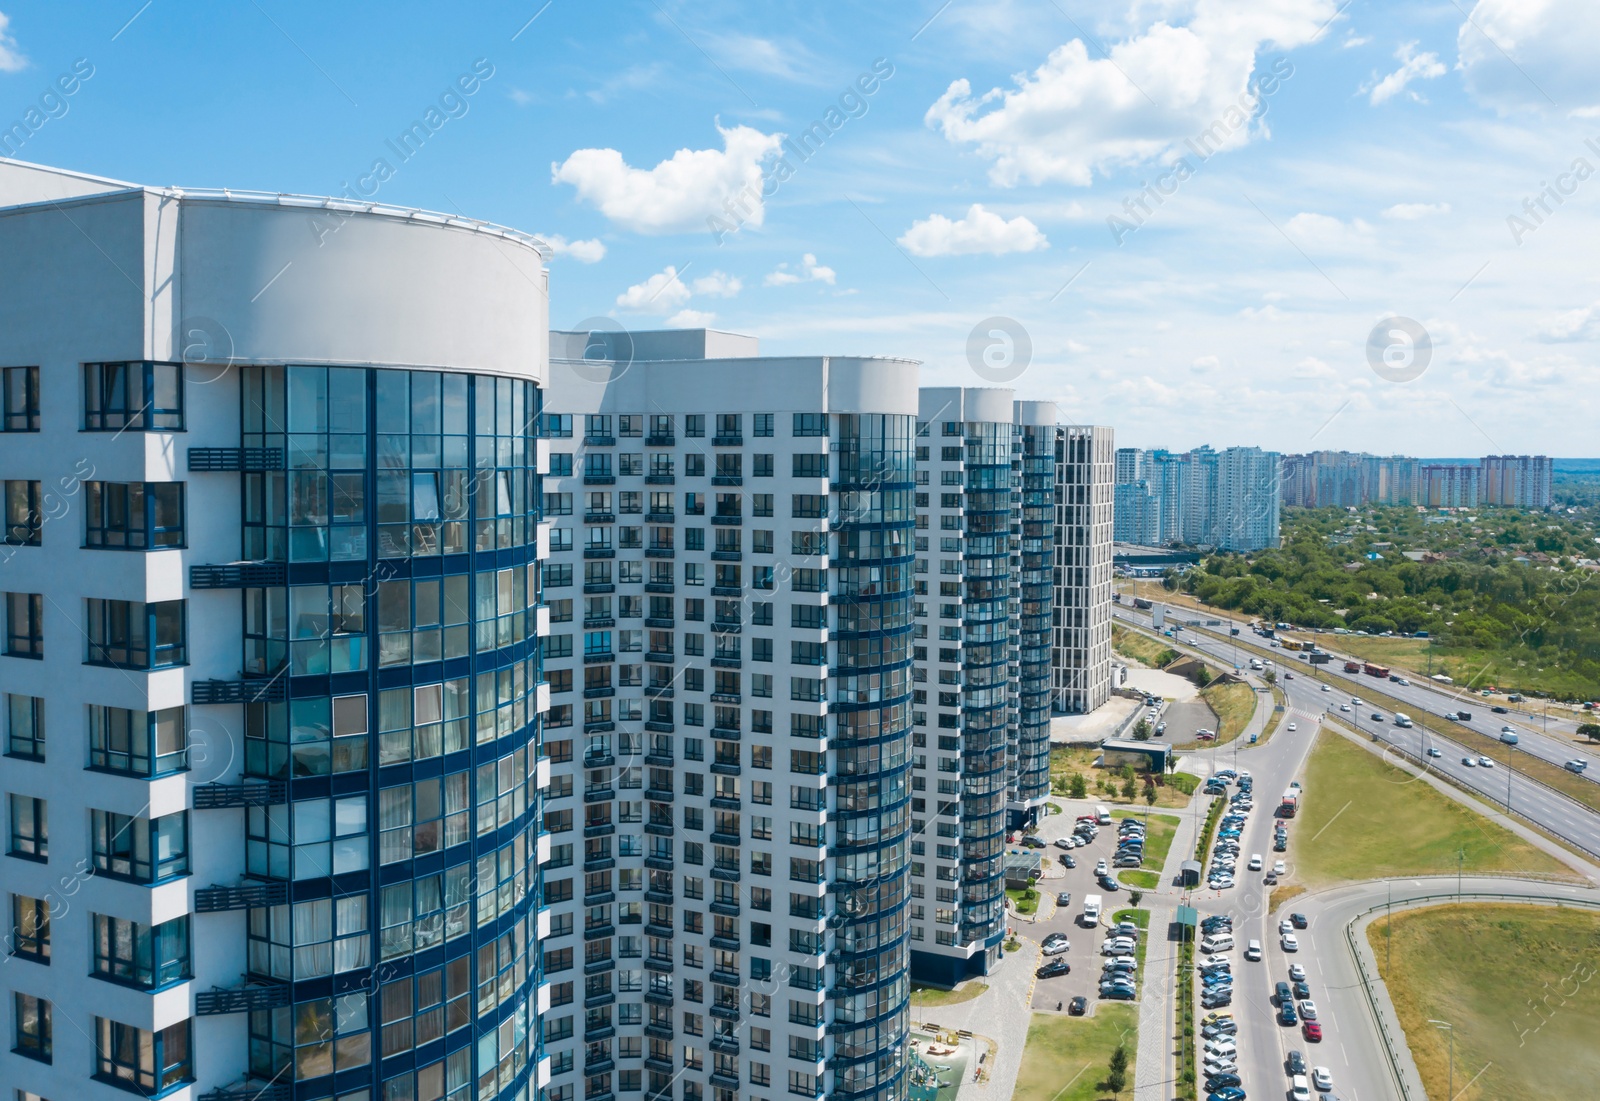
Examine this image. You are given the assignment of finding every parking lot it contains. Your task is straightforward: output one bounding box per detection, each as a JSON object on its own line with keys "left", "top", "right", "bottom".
{"left": 1022, "top": 802, "right": 1146, "bottom": 1015}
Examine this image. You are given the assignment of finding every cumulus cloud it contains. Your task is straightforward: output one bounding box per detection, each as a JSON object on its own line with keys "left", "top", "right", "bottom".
{"left": 764, "top": 253, "right": 836, "bottom": 286}
{"left": 1191, "top": 355, "right": 1220, "bottom": 372}
{"left": 667, "top": 309, "right": 717, "bottom": 328}
{"left": 923, "top": 0, "right": 1336, "bottom": 186}
{"left": 1538, "top": 301, "right": 1600, "bottom": 342}
{"left": 898, "top": 204, "right": 1049, "bottom": 257}
{"left": 616, "top": 267, "right": 693, "bottom": 312}
{"left": 1381, "top": 202, "right": 1450, "bottom": 220}
{"left": 1365, "top": 42, "right": 1445, "bottom": 105}
{"left": 1457, "top": 0, "right": 1600, "bottom": 114}
{"left": 0, "top": 12, "right": 25, "bottom": 72}
{"left": 690, "top": 272, "right": 743, "bottom": 297}
{"left": 541, "top": 234, "right": 607, "bottom": 263}
{"left": 552, "top": 124, "right": 784, "bottom": 234}
{"left": 1285, "top": 212, "right": 1373, "bottom": 250}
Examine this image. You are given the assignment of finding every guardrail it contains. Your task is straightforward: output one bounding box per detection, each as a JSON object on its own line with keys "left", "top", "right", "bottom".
{"left": 1342, "top": 887, "right": 1600, "bottom": 1101}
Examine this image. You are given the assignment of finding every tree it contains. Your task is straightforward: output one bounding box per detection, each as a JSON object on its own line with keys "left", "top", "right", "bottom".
{"left": 1121, "top": 775, "right": 1137, "bottom": 800}
{"left": 1105, "top": 1044, "right": 1130, "bottom": 1095}
{"left": 1133, "top": 719, "right": 1151, "bottom": 742}
{"left": 1144, "top": 784, "right": 1158, "bottom": 806}
{"left": 1195, "top": 665, "right": 1214, "bottom": 687}
{"left": 1580, "top": 723, "right": 1600, "bottom": 743}
{"left": 1263, "top": 670, "right": 1277, "bottom": 685}
{"left": 1128, "top": 891, "right": 1144, "bottom": 906}
{"left": 1069, "top": 772, "right": 1089, "bottom": 800}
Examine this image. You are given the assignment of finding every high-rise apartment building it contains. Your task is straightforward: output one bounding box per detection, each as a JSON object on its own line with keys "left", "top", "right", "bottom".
{"left": 1110, "top": 444, "right": 1279, "bottom": 552}
{"left": 1215, "top": 446, "right": 1282, "bottom": 553}
{"left": 1052, "top": 427, "right": 1115, "bottom": 714}
{"left": 0, "top": 163, "right": 550, "bottom": 1101}
{"left": 1480, "top": 455, "right": 1553, "bottom": 509}
{"left": 1422, "top": 464, "right": 1481, "bottom": 508}
{"left": 538, "top": 330, "right": 918, "bottom": 1101}
{"left": 1279, "top": 452, "right": 1420, "bottom": 508}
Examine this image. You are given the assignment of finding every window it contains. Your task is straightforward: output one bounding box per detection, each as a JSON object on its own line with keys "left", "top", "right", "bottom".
{"left": 92, "top": 914, "right": 190, "bottom": 989}
{"left": 89, "top": 706, "right": 187, "bottom": 776}
{"left": 753, "top": 413, "right": 774, "bottom": 437}
{"left": 4, "top": 592, "right": 42, "bottom": 658}
{"left": 86, "top": 599, "right": 186, "bottom": 668}
{"left": 10, "top": 895, "right": 48, "bottom": 961}
{"left": 792, "top": 413, "right": 827, "bottom": 437}
{"left": 543, "top": 413, "right": 573, "bottom": 437}
{"left": 791, "top": 454, "right": 828, "bottom": 478}
{"left": 685, "top": 454, "right": 705, "bottom": 477}
{"left": 84, "top": 483, "right": 185, "bottom": 549}
{"left": 83, "top": 362, "right": 184, "bottom": 432}
{"left": 791, "top": 495, "right": 825, "bottom": 519}
{"left": 620, "top": 414, "right": 643, "bottom": 437}
{"left": 91, "top": 809, "right": 189, "bottom": 883}
{"left": 1, "top": 366, "right": 40, "bottom": 432}
{"left": 94, "top": 1017, "right": 193, "bottom": 1095}
{"left": 549, "top": 453, "right": 573, "bottom": 476}
{"left": 8, "top": 796, "right": 45, "bottom": 860}
{"left": 685, "top": 415, "right": 705, "bottom": 438}
{"left": 753, "top": 454, "right": 774, "bottom": 477}
{"left": 13, "top": 993, "right": 50, "bottom": 1063}
{"left": 3, "top": 481, "right": 40, "bottom": 546}
{"left": 6, "top": 695, "right": 43, "bottom": 761}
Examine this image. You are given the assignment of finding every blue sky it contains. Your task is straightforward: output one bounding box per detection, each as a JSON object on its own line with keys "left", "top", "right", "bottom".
{"left": 3, "top": 0, "right": 1598, "bottom": 454}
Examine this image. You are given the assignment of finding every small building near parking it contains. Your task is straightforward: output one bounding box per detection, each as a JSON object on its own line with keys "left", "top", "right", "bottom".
{"left": 1004, "top": 851, "right": 1042, "bottom": 890}
{"left": 1180, "top": 861, "right": 1203, "bottom": 888}
{"left": 1100, "top": 738, "right": 1171, "bottom": 772}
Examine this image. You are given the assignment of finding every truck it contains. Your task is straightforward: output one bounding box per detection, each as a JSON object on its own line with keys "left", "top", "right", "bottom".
{"left": 1132, "top": 598, "right": 1153, "bottom": 610}
{"left": 1455, "top": 710, "right": 1473, "bottom": 722}
{"left": 1279, "top": 789, "right": 1299, "bottom": 817}
{"left": 1344, "top": 661, "right": 1362, "bottom": 673}
{"left": 1363, "top": 663, "right": 1391, "bottom": 679}
{"left": 1280, "top": 638, "right": 1309, "bottom": 652}
{"left": 1393, "top": 713, "right": 1413, "bottom": 728}
{"left": 1082, "top": 893, "right": 1103, "bottom": 926}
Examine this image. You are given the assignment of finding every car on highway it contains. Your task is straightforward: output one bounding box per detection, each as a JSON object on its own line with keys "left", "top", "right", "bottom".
{"left": 1244, "top": 940, "right": 1262, "bottom": 961}
{"left": 1290, "top": 1075, "right": 1311, "bottom": 1101}
{"left": 1278, "top": 919, "right": 1295, "bottom": 935}
{"left": 1291, "top": 913, "right": 1309, "bottom": 929}
{"left": 1095, "top": 859, "right": 1109, "bottom": 876}
{"left": 1479, "top": 756, "right": 1494, "bottom": 768}
{"left": 1462, "top": 756, "right": 1477, "bottom": 767}
{"left": 1492, "top": 705, "right": 1509, "bottom": 714}
{"left": 1098, "top": 875, "right": 1123, "bottom": 892}
{"left": 1321, "top": 684, "right": 1331, "bottom": 692}
{"left": 1427, "top": 747, "right": 1443, "bottom": 758}
{"left": 1279, "top": 1000, "right": 1299, "bottom": 1025}
{"left": 1287, "top": 1050, "right": 1307, "bottom": 1075}
{"left": 1275, "top": 981, "right": 1293, "bottom": 1004}
{"left": 1281, "top": 933, "right": 1300, "bottom": 952}
{"left": 1298, "top": 999, "right": 1318, "bottom": 1020}
{"left": 1338, "top": 703, "right": 1351, "bottom": 712}
{"left": 1068, "top": 996, "right": 1087, "bottom": 1015}
{"left": 1371, "top": 712, "right": 1384, "bottom": 722}
{"left": 1036, "top": 958, "right": 1070, "bottom": 979}
{"left": 1287, "top": 722, "right": 1297, "bottom": 731}
{"left": 1248, "top": 853, "right": 1263, "bottom": 870}
{"left": 1293, "top": 980, "right": 1311, "bottom": 999}
{"left": 1312, "top": 1067, "right": 1334, "bottom": 1092}
{"left": 1288, "top": 964, "right": 1307, "bottom": 981}
{"left": 1303, "top": 1020, "right": 1323, "bottom": 1042}
{"left": 1263, "top": 872, "right": 1279, "bottom": 884}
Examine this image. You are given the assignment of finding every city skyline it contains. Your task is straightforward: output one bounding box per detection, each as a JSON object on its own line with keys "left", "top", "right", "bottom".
{"left": 0, "top": 1, "right": 1598, "bottom": 455}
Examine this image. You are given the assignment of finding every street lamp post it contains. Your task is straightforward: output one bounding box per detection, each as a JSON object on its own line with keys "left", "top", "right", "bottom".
{"left": 1429, "top": 1019, "right": 1454, "bottom": 1101}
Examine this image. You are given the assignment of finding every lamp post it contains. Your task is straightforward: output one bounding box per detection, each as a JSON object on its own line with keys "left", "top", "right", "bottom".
{"left": 1429, "top": 1019, "right": 1454, "bottom": 1101}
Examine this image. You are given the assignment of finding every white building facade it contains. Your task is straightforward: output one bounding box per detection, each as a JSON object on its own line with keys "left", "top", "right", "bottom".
{"left": 0, "top": 162, "right": 550, "bottom": 1101}
{"left": 1052, "top": 427, "right": 1115, "bottom": 714}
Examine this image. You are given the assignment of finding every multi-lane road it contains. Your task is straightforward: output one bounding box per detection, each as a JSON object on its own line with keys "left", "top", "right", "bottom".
{"left": 1114, "top": 604, "right": 1600, "bottom": 859}
{"left": 1113, "top": 614, "right": 1600, "bottom": 1101}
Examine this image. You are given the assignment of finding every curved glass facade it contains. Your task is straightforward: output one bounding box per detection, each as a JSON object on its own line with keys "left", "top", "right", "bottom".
{"left": 233, "top": 365, "right": 544, "bottom": 1101}
{"left": 829, "top": 413, "right": 915, "bottom": 1101}
{"left": 1012, "top": 424, "right": 1054, "bottom": 810}
{"left": 957, "top": 423, "right": 1011, "bottom": 949}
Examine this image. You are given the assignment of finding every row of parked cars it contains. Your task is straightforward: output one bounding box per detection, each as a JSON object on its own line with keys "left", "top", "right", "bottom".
{"left": 1207, "top": 771, "right": 1254, "bottom": 890}
{"left": 1098, "top": 918, "right": 1142, "bottom": 1001}
{"left": 1276, "top": 967, "right": 1339, "bottom": 1098}
{"left": 1198, "top": 914, "right": 1242, "bottom": 1097}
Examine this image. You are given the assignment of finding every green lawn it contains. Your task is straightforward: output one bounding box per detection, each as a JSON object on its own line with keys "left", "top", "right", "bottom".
{"left": 1118, "top": 870, "right": 1159, "bottom": 890}
{"left": 1110, "top": 908, "right": 1150, "bottom": 929}
{"left": 911, "top": 981, "right": 989, "bottom": 1008}
{"left": 1372, "top": 904, "right": 1600, "bottom": 1101}
{"left": 1007, "top": 886, "right": 1040, "bottom": 914}
{"left": 1112, "top": 623, "right": 1179, "bottom": 668}
{"left": 1296, "top": 730, "right": 1579, "bottom": 886}
{"left": 1014, "top": 1006, "right": 1139, "bottom": 1101}
{"left": 1199, "top": 680, "right": 1257, "bottom": 744}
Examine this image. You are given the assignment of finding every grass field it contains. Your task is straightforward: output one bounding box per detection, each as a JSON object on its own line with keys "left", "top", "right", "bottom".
{"left": 1007, "top": 886, "right": 1040, "bottom": 914}
{"left": 1014, "top": 1006, "right": 1139, "bottom": 1101}
{"left": 1200, "top": 680, "right": 1258, "bottom": 743}
{"left": 1112, "top": 623, "right": 1179, "bottom": 668}
{"left": 911, "top": 981, "right": 989, "bottom": 1007}
{"left": 1295, "top": 730, "right": 1579, "bottom": 885}
{"left": 1118, "top": 870, "right": 1160, "bottom": 890}
{"left": 1049, "top": 747, "right": 1198, "bottom": 810}
{"left": 1371, "top": 903, "right": 1600, "bottom": 1101}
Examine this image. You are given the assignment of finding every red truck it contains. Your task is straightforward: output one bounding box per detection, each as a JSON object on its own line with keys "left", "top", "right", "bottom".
{"left": 1343, "top": 661, "right": 1361, "bottom": 673}
{"left": 1364, "top": 663, "right": 1391, "bottom": 679}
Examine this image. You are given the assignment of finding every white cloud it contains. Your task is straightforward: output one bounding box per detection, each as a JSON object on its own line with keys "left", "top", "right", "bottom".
{"left": 764, "top": 253, "right": 837, "bottom": 286}
{"left": 0, "top": 12, "right": 25, "bottom": 72}
{"left": 552, "top": 124, "right": 784, "bottom": 234}
{"left": 923, "top": 0, "right": 1337, "bottom": 186}
{"left": 1366, "top": 42, "right": 1445, "bottom": 105}
{"left": 667, "top": 309, "right": 717, "bottom": 328}
{"left": 1285, "top": 211, "right": 1373, "bottom": 250}
{"left": 1538, "top": 301, "right": 1600, "bottom": 342}
{"left": 690, "top": 272, "right": 743, "bottom": 297}
{"left": 700, "top": 31, "right": 821, "bottom": 84}
{"left": 616, "top": 266, "right": 692, "bottom": 312}
{"left": 1381, "top": 202, "right": 1450, "bottom": 220}
{"left": 508, "top": 88, "right": 535, "bottom": 107}
{"left": 1343, "top": 33, "right": 1371, "bottom": 48}
{"left": 1191, "top": 354, "right": 1220, "bottom": 372}
{"left": 541, "top": 234, "right": 607, "bottom": 263}
{"left": 897, "top": 204, "right": 1049, "bottom": 257}
{"left": 1458, "top": 0, "right": 1600, "bottom": 114}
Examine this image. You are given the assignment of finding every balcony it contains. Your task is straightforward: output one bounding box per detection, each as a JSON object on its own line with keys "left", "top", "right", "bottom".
{"left": 584, "top": 890, "right": 615, "bottom": 906}
{"left": 195, "top": 881, "right": 288, "bottom": 913}
{"left": 192, "top": 678, "right": 287, "bottom": 705}
{"left": 645, "top": 988, "right": 674, "bottom": 1007}
{"left": 200, "top": 1084, "right": 291, "bottom": 1101}
{"left": 644, "top": 921, "right": 674, "bottom": 939}
{"left": 584, "top": 435, "right": 616, "bottom": 447}
{"left": 584, "top": 547, "right": 615, "bottom": 559}
{"left": 583, "top": 786, "right": 616, "bottom": 803}
{"left": 709, "top": 1003, "right": 741, "bottom": 1022}
{"left": 712, "top": 435, "right": 743, "bottom": 447}
{"left": 644, "top": 788, "right": 675, "bottom": 803}
{"left": 584, "top": 512, "right": 616, "bottom": 524}
{"left": 644, "top": 956, "right": 674, "bottom": 974}
{"left": 584, "top": 924, "right": 615, "bottom": 941}
{"left": 644, "top": 888, "right": 674, "bottom": 905}
{"left": 645, "top": 651, "right": 675, "bottom": 664}
{"left": 583, "top": 721, "right": 614, "bottom": 736}
{"left": 645, "top": 823, "right": 673, "bottom": 838}
{"left": 583, "top": 822, "right": 615, "bottom": 839}
{"left": 644, "top": 720, "right": 675, "bottom": 734}
{"left": 710, "top": 586, "right": 741, "bottom": 597}
{"left": 709, "top": 900, "right": 740, "bottom": 917}
{"left": 710, "top": 515, "right": 742, "bottom": 526}
{"left": 193, "top": 781, "right": 285, "bottom": 809}
{"left": 645, "top": 511, "right": 675, "bottom": 523}
{"left": 710, "top": 657, "right": 741, "bottom": 669}
{"left": 644, "top": 855, "right": 675, "bottom": 871}
{"left": 583, "top": 652, "right": 616, "bottom": 665}
{"left": 646, "top": 434, "right": 675, "bottom": 447}
{"left": 188, "top": 447, "right": 284, "bottom": 472}
{"left": 710, "top": 551, "right": 742, "bottom": 562}
{"left": 584, "top": 475, "right": 617, "bottom": 486}
{"left": 645, "top": 475, "right": 675, "bottom": 485}
{"left": 644, "top": 582, "right": 675, "bottom": 594}
{"left": 709, "top": 934, "right": 741, "bottom": 952}
{"left": 710, "top": 795, "right": 742, "bottom": 811}
{"left": 195, "top": 981, "right": 291, "bottom": 1015}
{"left": 190, "top": 562, "right": 287, "bottom": 589}
{"left": 709, "top": 1071, "right": 742, "bottom": 1090}
{"left": 582, "top": 688, "right": 615, "bottom": 701}
{"left": 710, "top": 762, "right": 741, "bottom": 777}
{"left": 709, "top": 830, "right": 740, "bottom": 846}
{"left": 645, "top": 1053, "right": 675, "bottom": 1073}
{"left": 645, "top": 547, "right": 675, "bottom": 558}
{"left": 711, "top": 621, "right": 741, "bottom": 635}
{"left": 710, "top": 726, "right": 740, "bottom": 740}
{"left": 711, "top": 476, "right": 742, "bottom": 487}
{"left": 583, "top": 582, "right": 616, "bottom": 594}
{"left": 709, "top": 691, "right": 740, "bottom": 704}
{"left": 710, "top": 864, "right": 741, "bottom": 882}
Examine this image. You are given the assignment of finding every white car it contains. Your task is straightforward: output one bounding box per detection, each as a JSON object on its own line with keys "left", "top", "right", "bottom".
{"left": 1339, "top": 704, "right": 1351, "bottom": 712}
{"left": 1299, "top": 999, "right": 1318, "bottom": 1020}
{"left": 1282, "top": 933, "right": 1300, "bottom": 952}
{"left": 1288, "top": 963, "right": 1307, "bottom": 981}
{"left": 1248, "top": 854, "right": 1263, "bottom": 871}
{"left": 1278, "top": 919, "right": 1294, "bottom": 935}
{"left": 1290, "top": 1075, "right": 1311, "bottom": 1101}
{"left": 1053, "top": 837, "right": 1073, "bottom": 849}
{"left": 1426, "top": 747, "right": 1443, "bottom": 758}
{"left": 1321, "top": 684, "right": 1331, "bottom": 692}
{"left": 1042, "top": 940, "right": 1070, "bottom": 957}
{"left": 1312, "top": 1067, "right": 1334, "bottom": 1091}
{"left": 1273, "top": 860, "right": 1287, "bottom": 875}
{"left": 1095, "top": 860, "right": 1109, "bottom": 876}
{"left": 1479, "top": 756, "right": 1494, "bottom": 768}
{"left": 1287, "top": 722, "right": 1298, "bottom": 731}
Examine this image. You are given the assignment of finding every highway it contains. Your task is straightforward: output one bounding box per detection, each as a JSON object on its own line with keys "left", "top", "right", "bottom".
{"left": 1114, "top": 604, "right": 1600, "bottom": 858}
{"left": 1114, "top": 615, "right": 1600, "bottom": 1101}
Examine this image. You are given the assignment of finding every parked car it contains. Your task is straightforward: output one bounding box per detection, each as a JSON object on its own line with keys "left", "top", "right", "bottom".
{"left": 1068, "top": 996, "right": 1087, "bottom": 1015}
{"left": 1053, "top": 837, "right": 1074, "bottom": 850}
{"left": 1036, "top": 958, "right": 1070, "bottom": 979}
{"left": 1056, "top": 891, "right": 1073, "bottom": 906}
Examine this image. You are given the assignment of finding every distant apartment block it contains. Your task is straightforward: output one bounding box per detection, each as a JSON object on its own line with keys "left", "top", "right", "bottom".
{"left": 1480, "top": 454, "right": 1553, "bottom": 509}
{"left": 1281, "top": 451, "right": 1421, "bottom": 507}
{"left": 1112, "top": 445, "right": 1280, "bottom": 552}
